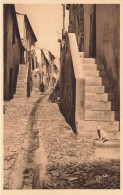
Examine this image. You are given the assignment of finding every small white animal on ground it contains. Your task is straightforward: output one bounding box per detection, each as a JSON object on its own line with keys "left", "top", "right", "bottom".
{"left": 97, "top": 126, "right": 109, "bottom": 143}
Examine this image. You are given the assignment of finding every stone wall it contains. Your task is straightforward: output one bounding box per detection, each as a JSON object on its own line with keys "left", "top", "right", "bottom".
{"left": 45, "top": 159, "right": 120, "bottom": 189}
{"left": 60, "top": 33, "right": 86, "bottom": 133}
{"left": 4, "top": 5, "right": 24, "bottom": 100}
{"left": 96, "top": 5, "right": 120, "bottom": 101}
{"left": 83, "top": 4, "right": 95, "bottom": 56}
{"left": 68, "top": 5, "right": 84, "bottom": 52}
{"left": 60, "top": 34, "right": 76, "bottom": 131}
{"left": 24, "top": 16, "right": 36, "bottom": 48}
{"left": 23, "top": 15, "right": 37, "bottom": 73}
{"left": 68, "top": 4, "right": 120, "bottom": 103}
{"left": 83, "top": 4, "right": 120, "bottom": 100}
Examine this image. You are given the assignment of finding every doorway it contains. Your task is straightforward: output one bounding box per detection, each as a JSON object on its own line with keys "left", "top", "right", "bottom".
{"left": 89, "top": 5, "right": 96, "bottom": 58}
{"left": 32, "top": 58, "right": 34, "bottom": 70}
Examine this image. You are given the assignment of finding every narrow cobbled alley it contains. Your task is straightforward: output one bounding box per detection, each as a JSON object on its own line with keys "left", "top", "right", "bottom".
{"left": 3, "top": 88, "right": 120, "bottom": 189}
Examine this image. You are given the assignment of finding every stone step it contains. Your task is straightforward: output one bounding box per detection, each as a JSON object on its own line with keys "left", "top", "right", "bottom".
{"left": 81, "top": 58, "right": 96, "bottom": 64}
{"left": 19, "top": 68, "right": 26, "bottom": 74}
{"left": 14, "top": 94, "right": 25, "bottom": 98}
{"left": 82, "top": 64, "right": 104, "bottom": 71}
{"left": 18, "top": 71, "right": 26, "bottom": 75}
{"left": 85, "top": 85, "right": 117, "bottom": 93}
{"left": 108, "top": 131, "right": 120, "bottom": 140}
{"left": 16, "top": 85, "right": 25, "bottom": 89}
{"left": 93, "top": 139, "right": 120, "bottom": 148}
{"left": 17, "top": 78, "right": 25, "bottom": 82}
{"left": 84, "top": 70, "right": 106, "bottom": 77}
{"left": 14, "top": 91, "right": 25, "bottom": 95}
{"left": 85, "top": 86, "right": 105, "bottom": 93}
{"left": 18, "top": 70, "right": 26, "bottom": 76}
{"left": 78, "top": 131, "right": 120, "bottom": 147}
{"left": 79, "top": 52, "right": 88, "bottom": 58}
{"left": 86, "top": 101, "right": 109, "bottom": 111}
{"left": 85, "top": 101, "right": 119, "bottom": 111}
{"left": 85, "top": 93, "right": 116, "bottom": 101}
{"left": 78, "top": 120, "right": 119, "bottom": 132}
{"left": 17, "top": 82, "right": 25, "bottom": 86}
{"left": 85, "top": 77, "right": 109, "bottom": 86}
{"left": 93, "top": 130, "right": 120, "bottom": 140}
{"left": 18, "top": 75, "right": 25, "bottom": 79}
{"left": 85, "top": 110, "right": 116, "bottom": 121}
{"left": 16, "top": 86, "right": 25, "bottom": 90}
{"left": 19, "top": 64, "right": 26, "bottom": 69}
{"left": 16, "top": 89, "right": 25, "bottom": 93}
{"left": 17, "top": 81, "right": 25, "bottom": 86}
{"left": 15, "top": 91, "right": 25, "bottom": 96}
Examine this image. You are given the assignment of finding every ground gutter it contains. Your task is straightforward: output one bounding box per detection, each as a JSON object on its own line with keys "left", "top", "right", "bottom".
{"left": 21, "top": 94, "right": 48, "bottom": 189}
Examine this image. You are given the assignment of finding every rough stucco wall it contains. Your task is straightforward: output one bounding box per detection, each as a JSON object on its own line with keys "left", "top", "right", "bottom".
{"left": 25, "top": 20, "right": 35, "bottom": 48}
{"left": 4, "top": 7, "right": 22, "bottom": 100}
{"left": 83, "top": 4, "right": 120, "bottom": 100}
{"left": 60, "top": 35, "right": 76, "bottom": 131}
{"left": 68, "top": 5, "right": 84, "bottom": 52}
{"left": 96, "top": 4, "right": 120, "bottom": 100}
{"left": 40, "top": 54, "right": 49, "bottom": 87}
{"left": 75, "top": 5, "right": 84, "bottom": 52}
{"left": 83, "top": 4, "right": 94, "bottom": 56}
{"left": 68, "top": 5, "right": 76, "bottom": 33}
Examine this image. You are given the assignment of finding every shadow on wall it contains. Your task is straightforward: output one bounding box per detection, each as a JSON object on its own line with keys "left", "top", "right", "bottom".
{"left": 59, "top": 33, "right": 77, "bottom": 134}
{"left": 48, "top": 79, "right": 77, "bottom": 134}
{"left": 27, "top": 63, "right": 32, "bottom": 97}
{"left": 59, "top": 105, "right": 77, "bottom": 134}
{"left": 14, "top": 65, "right": 19, "bottom": 95}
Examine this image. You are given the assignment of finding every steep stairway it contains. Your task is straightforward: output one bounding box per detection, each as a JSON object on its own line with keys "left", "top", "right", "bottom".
{"left": 79, "top": 52, "right": 120, "bottom": 147}
{"left": 14, "top": 64, "right": 27, "bottom": 99}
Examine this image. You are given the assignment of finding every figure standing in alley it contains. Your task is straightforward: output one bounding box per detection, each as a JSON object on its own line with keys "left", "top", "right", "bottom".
{"left": 40, "top": 82, "right": 44, "bottom": 94}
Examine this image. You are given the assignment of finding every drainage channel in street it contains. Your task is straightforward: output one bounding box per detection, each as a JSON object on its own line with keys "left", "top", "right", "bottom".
{"left": 22, "top": 92, "right": 49, "bottom": 189}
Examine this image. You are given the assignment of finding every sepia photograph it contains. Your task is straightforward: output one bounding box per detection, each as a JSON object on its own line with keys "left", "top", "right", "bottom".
{"left": 1, "top": 1, "right": 121, "bottom": 193}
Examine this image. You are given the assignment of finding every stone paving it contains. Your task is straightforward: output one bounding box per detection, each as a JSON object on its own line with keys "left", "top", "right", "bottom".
{"left": 3, "top": 89, "right": 120, "bottom": 189}
{"left": 3, "top": 93, "right": 43, "bottom": 189}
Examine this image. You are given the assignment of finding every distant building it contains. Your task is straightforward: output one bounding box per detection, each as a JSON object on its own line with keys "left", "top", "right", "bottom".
{"left": 3, "top": 4, "right": 25, "bottom": 100}
{"left": 40, "top": 49, "right": 55, "bottom": 88}
{"left": 17, "top": 12, "right": 37, "bottom": 95}
{"left": 52, "top": 58, "right": 60, "bottom": 87}
{"left": 33, "top": 48, "right": 59, "bottom": 90}
{"left": 17, "top": 13, "right": 37, "bottom": 66}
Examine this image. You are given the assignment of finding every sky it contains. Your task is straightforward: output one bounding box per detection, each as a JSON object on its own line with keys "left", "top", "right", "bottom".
{"left": 15, "top": 4, "right": 69, "bottom": 58}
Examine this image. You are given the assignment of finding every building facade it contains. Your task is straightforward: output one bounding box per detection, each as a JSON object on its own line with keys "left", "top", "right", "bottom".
{"left": 52, "top": 58, "right": 60, "bottom": 87}
{"left": 17, "top": 13, "right": 37, "bottom": 95}
{"left": 66, "top": 4, "right": 120, "bottom": 101}
{"left": 40, "top": 49, "right": 56, "bottom": 88}
{"left": 60, "top": 4, "right": 120, "bottom": 135}
{"left": 3, "top": 4, "right": 25, "bottom": 100}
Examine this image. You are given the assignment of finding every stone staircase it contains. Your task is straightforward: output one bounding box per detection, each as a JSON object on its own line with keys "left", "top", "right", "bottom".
{"left": 79, "top": 52, "right": 120, "bottom": 147}
{"left": 14, "top": 64, "right": 27, "bottom": 99}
